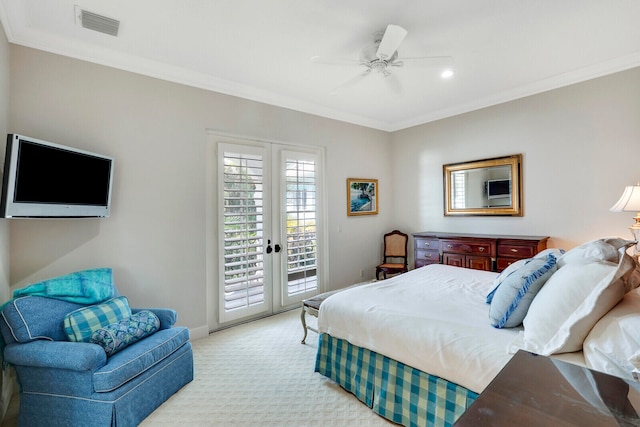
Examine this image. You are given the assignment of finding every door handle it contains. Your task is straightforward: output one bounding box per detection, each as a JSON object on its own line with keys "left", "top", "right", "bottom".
{"left": 274, "top": 244, "right": 281, "bottom": 253}
{"left": 266, "top": 240, "right": 273, "bottom": 254}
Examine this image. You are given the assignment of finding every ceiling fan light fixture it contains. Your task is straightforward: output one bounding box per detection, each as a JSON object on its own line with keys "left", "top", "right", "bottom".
{"left": 441, "top": 69, "right": 454, "bottom": 79}
{"left": 314, "top": 23, "right": 454, "bottom": 94}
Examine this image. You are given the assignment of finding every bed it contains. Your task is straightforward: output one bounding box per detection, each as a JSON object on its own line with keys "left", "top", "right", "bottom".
{"left": 315, "top": 237, "right": 640, "bottom": 426}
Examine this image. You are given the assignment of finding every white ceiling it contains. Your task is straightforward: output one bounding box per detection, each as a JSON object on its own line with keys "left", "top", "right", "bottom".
{"left": 1, "top": 1, "right": 640, "bottom": 132}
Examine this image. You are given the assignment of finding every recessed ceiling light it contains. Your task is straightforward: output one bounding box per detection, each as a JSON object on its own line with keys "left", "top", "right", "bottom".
{"left": 441, "top": 69, "right": 454, "bottom": 79}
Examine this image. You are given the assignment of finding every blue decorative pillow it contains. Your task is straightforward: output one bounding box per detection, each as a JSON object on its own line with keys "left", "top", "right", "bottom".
{"left": 90, "top": 310, "right": 160, "bottom": 357}
{"left": 63, "top": 296, "right": 131, "bottom": 342}
{"left": 486, "top": 249, "right": 565, "bottom": 304}
{"left": 486, "top": 258, "right": 529, "bottom": 303}
{"left": 489, "top": 253, "right": 558, "bottom": 328}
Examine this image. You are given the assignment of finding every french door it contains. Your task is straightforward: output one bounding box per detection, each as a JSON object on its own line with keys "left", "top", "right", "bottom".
{"left": 216, "top": 138, "right": 323, "bottom": 324}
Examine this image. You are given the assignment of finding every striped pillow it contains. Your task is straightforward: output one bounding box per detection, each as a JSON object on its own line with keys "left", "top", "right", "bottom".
{"left": 64, "top": 296, "right": 131, "bottom": 342}
{"left": 488, "top": 253, "right": 558, "bottom": 328}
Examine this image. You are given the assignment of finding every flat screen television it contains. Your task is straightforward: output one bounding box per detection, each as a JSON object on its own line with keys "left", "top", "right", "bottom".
{"left": 0, "top": 134, "right": 114, "bottom": 218}
{"left": 486, "top": 179, "right": 511, "bottom": 200}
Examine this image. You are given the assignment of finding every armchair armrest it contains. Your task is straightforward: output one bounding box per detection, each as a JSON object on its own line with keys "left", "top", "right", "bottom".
{"left": 132, "top": 308, "right": 177, "bottom": 330}
{"left": 3, "top": 340, "right": 106, "bottom": 371}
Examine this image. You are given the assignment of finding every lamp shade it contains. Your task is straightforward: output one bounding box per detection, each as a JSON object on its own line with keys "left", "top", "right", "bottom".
{"left": 610, "top": 185, "right": 640, "bottom": 212}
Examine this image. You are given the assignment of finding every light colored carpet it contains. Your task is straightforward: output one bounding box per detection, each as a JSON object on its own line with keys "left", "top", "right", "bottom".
{"left": 141, "top": 308, "right": 394, "bottom": 426}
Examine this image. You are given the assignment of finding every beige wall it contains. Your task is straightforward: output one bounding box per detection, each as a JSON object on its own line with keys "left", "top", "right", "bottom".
{"left": 0, "top": 3, "right": 10, "bottom": 301}
{"left": 7, "top": 45, "right": 393, "bottom": 334}
{"left": 6, "top": 43, "right": 640, "bottom": 336}
{"left": 392, "top": 67, "right": 640, "bottom": 265}
{"left": 0, "top": 17, "right": 13, "bottom": 423}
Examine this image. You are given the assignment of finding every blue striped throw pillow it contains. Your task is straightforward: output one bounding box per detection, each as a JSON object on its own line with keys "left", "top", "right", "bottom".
{"left": 489, "top": 253, "right": 558, "bottom": 328}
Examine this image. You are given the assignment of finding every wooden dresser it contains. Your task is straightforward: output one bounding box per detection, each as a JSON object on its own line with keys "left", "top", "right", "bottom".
{"left": 413, "top": 231, "right": 549, "bottom": 272}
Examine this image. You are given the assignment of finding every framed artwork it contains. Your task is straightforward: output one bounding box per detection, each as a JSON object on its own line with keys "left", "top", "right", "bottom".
{"left": 347, "top": 178, "right": 378, "bottom": 216}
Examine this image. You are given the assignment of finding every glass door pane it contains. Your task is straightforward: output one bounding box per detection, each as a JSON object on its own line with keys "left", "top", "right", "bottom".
{"left": 218, "top": 143, "right": 270, "bottom": 322}
{"left": 281, "top": 151, "right": 319, "bottom": 306}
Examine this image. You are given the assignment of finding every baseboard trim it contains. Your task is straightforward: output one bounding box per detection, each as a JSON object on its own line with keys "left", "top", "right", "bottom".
{"left": 189, "top": 325, "right": 209, "bottom": 341}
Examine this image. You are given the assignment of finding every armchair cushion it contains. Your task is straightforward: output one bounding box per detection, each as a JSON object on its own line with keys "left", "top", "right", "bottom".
{"left": 93, "top": 326, "right": 190, "bottom": 392}
{"left": 91, "top": 310, "right": 160, "bottom": 356}
{"left": 64, "top": 296, "right": 132, "bottom": 342}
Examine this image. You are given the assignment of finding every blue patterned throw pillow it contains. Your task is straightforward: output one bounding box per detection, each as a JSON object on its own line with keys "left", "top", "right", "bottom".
{"left": 489, "top": 253, "right": 558, "bottom": 328}
{"left": 90, "top": 310, "right": 160, "bottom": 357}
{"left": 64, "top": 296, "right": 132, "bottom": 342}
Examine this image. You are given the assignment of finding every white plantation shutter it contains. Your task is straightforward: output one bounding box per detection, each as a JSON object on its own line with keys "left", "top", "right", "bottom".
{"left": 452, "top": 171, "right": 466, "bottom": 209}
{"left": 221, "top": 148, "right": 266, "bottom": 313}
{"left": 213, "top": 138, "right": 324, "bottom": 326}
{"left": 283, "top": 152, "right": 318, "bottom": 301}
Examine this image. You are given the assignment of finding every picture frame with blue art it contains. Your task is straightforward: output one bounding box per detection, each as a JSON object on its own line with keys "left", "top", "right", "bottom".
{"left": 347, "top": 178, "right": 378, "bottom": 216}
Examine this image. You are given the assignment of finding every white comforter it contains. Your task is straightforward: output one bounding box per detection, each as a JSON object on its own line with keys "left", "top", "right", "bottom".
{"left": 318, "top": 264, "right": 519, "bottom": 393}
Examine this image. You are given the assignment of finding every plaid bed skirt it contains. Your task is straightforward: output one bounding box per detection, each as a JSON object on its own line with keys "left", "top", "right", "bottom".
{"left": 315, "top": 333, "right": 478, "bottom": 427}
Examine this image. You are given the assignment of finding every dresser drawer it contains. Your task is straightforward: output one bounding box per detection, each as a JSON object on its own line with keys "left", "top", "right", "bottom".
{"left": 443, "top": 253, "right": 465, "bottom": 268}
{"left": 416, "top": 249, "right": 440, "bottom": 264}
{"left": 441, "top": 239, "right": 493, "bottom": 256}
{"left": 467, "top": 256, "right": 493, "bottom": 271}
{"left": 496, "top": 257, "right": 519, "bottom": 272}
{"left": 497, "top": 244, "right": 536, "bottom": 259}
{"left": 415, "top": 238, "right": 439, "bottom": 251}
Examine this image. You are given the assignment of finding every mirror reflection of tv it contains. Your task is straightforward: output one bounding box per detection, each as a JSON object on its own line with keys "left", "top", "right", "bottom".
{"left": 0, "top": 134, "right": 114, "bottom": 218}
{"left": 486, "top": 179, "right": 511, "bottom": 200}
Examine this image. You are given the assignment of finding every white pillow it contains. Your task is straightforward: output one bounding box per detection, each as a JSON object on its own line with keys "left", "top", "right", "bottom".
{"left": 533, "top": 248, "right": 565, "bottom": 260}
{"left": 556, "top": 237, "right": 630, "bottom": 267}
{"left": 521, "top": 246, "right": 635, "bottom": 355}
{"left": 628, "top": 350, "right": 640, "bottom": 375}
{"left": 583, "top": 288, "right": 640, "bottom": 381}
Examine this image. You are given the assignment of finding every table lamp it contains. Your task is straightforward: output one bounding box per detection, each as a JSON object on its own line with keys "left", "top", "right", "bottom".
{"left": 610, "top": 183, "right": 640, "bottom": 258}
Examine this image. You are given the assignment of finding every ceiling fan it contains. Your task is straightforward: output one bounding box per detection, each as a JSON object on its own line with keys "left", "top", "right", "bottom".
{"left": 312, "top": 24, "right": 453, "bottom": 95}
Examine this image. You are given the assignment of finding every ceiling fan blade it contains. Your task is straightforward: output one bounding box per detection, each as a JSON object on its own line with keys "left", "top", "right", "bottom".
{"left": 376, "top": 24, "right": 407, "bottom": 60}
{"left": 329, "top": 69, "right": 371, "bottom": 95}
{"left": 311, "top": 55, "right": 362, "bottom": 66}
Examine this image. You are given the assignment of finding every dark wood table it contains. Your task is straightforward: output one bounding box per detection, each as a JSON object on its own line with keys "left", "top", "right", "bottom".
{"left": 454, "top": 350, "right": 640, "bottom": 426}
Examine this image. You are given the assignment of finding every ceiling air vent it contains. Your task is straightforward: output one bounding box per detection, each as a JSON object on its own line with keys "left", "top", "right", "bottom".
{"left": 76, "top": 7, "right": 120, "bottom": 37}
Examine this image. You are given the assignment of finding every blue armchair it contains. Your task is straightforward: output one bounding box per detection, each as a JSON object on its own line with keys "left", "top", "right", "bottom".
{"left": 0, "top": 295, "right": 194, "bottom": 426}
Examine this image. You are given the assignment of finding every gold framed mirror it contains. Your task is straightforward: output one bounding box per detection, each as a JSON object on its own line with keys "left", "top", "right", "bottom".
{"left": 443, "top": 154, "right": 522, "bottom": 216}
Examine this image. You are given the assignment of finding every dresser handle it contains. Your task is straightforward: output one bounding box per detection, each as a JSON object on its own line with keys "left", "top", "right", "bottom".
{"left": 424, "top": 242, "right": 430, "bottom": 247}
{"left": 479, "top": 247, "right": 485, "bottom": 252}
{"left": 510, "top": 248, "right": 518, "bottom": 253}
{"left": 447, "top": 244, "right": 453, "bottom": 249}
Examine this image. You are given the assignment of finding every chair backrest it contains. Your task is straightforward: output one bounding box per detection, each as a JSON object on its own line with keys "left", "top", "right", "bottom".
{"left": 0, "top": 296, "right": 86, "bottom": 345}
{"left": 383, "top": 230, "right": 408, "bottom": 265}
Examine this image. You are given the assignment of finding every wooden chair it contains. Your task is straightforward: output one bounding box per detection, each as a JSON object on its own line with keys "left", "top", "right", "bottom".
{"left": 375, "top": 230, "right": 409, "bottom": 280}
